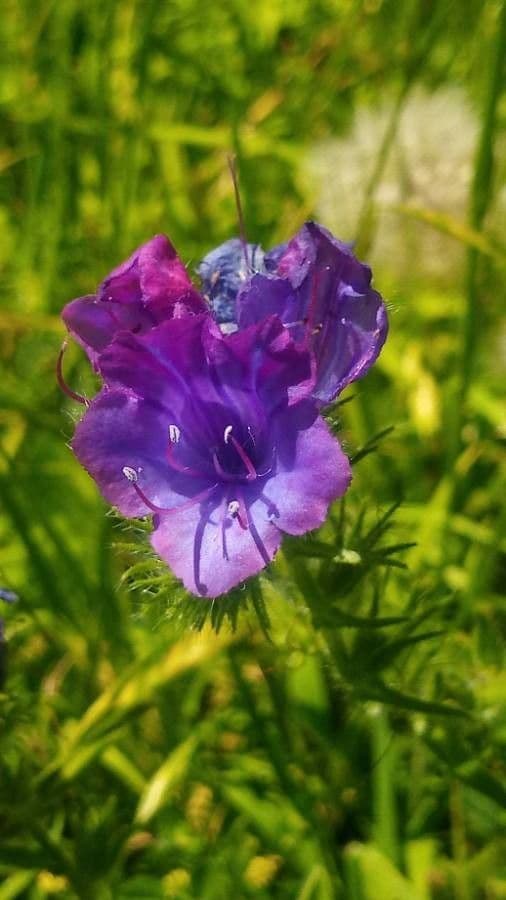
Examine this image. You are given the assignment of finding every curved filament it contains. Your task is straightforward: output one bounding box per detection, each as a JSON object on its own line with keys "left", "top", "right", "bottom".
{"left": 126, "top": 474, "right": 217, "bottom": 516}
{"left": 56, "top": 340, "right": 89, "bottom": 406}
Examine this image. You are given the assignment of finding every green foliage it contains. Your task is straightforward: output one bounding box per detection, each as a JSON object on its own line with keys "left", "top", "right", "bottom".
{"left": 0, "top": 0, "right": 505, "bottom": 897}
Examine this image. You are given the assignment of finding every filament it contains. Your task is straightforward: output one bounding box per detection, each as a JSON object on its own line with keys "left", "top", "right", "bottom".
{"left": 166, "top": 441, "right": 202, "bottom": 477}
{"left": 229, "top": 435, "right": 257, "bottom": 480}
{"left": 122, "top": 467, "right": 217, "bottom": 514}
{"left": 56, "top": 340, "right": 89, "bottom": 406}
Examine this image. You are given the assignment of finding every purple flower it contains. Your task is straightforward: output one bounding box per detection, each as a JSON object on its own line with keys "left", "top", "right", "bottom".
{"left": 199, "top": 221, "right": 388, "bottom": 405}
{"left": 71, "top": 314, "right": 351, "bottom": 597}
{"left": 62, "top": 235, "right": 206, "bottom": 369}
{"left": 60, "top": 220, "right": 388, "bottom": 597}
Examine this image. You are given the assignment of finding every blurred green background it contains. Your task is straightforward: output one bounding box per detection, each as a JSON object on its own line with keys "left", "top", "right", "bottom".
{"left": 0, "top": 0, "right": 505, "bottom": 897}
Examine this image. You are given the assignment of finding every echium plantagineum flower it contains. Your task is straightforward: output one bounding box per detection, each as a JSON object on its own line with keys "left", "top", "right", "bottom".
{"left": 71, "top": 315, "right": 351, "bottom": 596}
{"left": 60, "top": 223, "right": 387, "bottom": 597}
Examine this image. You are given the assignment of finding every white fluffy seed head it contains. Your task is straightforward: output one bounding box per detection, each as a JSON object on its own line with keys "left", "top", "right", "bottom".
{"left": 122, "top": 466, "right": 138, "bottom": 483}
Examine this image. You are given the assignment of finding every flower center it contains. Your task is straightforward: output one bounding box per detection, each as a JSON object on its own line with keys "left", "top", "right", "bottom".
{"left": 212, "top": 425, "right": 258, "bottom": 482}
{"left": 122, "top": 423, "right": 272, "bottom": 517}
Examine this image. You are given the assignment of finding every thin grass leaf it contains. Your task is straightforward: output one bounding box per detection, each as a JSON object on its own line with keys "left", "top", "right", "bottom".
{"left": 351, "top": 427, "right": 396, "bottom": 465}
{"left": 136, "top": 735, "right": 199, "bottom": 824}
{"left": 358, "top": 684, "right": 470, "bottom": 718}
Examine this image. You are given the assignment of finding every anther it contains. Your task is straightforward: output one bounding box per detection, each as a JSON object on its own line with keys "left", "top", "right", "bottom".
{"left": 228, "top": 496, "right": 248, "bottom": 530}
{"left": 169, "top": 424, "right": 181, "bottom": 444}
{"left": 56, "top": 340, "right": 89, "bottom": 406}
{"left": 122, "top": 466, "right": 138, "bottom": 482}
{"left": 224, "top": 425, "right": 233, "bottom": 444}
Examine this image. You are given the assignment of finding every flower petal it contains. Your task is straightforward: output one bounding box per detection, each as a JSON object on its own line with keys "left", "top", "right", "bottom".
{"left": 62, "top": 295, "right": 116, "bottom": 368}
{"left": 204, "top": 314, "right": 316, "bottom": 411}
{"left": 236, "top": 274, "right": 299, "bottom": 329}
{"left": 136, "top": 234, "right": 206, "bottom": 315}
{"left": 62, "top": 235, "right": 206, "bottom": 367}
{"left": 237, "top": 221, "right": 388, "bottom": 405}
{"left": 151, "top": 494, "right": 282, "bottom": 598}
{"left": 277, "top": 222, "right": 388, "bottom": 403}
{"left": 99, "top": 313, "right": 314, "bottom": 421}
{"left": 263, "top": 406, "right": 352, "bottom": 535}
{"left": 97, "top": 234, "right": 201, "bottom": 309}
{"left": 97, "top": 314, "right": 222, "bottom": 413}
{"left": 71, "top": 389, "right": 210, "bottom": 517}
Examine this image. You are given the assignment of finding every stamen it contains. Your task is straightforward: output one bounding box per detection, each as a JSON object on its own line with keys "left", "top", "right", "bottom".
{"left": 228, "top": 497, "right": 248, "bottom": 530}
{"left": 229, "top": 435, "right": 257, "bottom": 481}
{"left": 214, "top": 427, "right": 260, "bottom": 481}
{"left": 166, "top": 442, "right": 202, "bottom": 477}
{"left": 227, "top": 154, "right": 250, "bottom": 272}
{"left": 212, "top": 451, "right": 228, "bottom": 480}
{"left": 56, "top": 340, "right": 89, "bottom": 406}
{"left": 166, "top": 424, "right": 204, "bottom": 477}
{"left": 236, "top": 493, "right": 249, "bottom": 530}
{"left": 122, "top": 466, "right": 217, "bottom": 514}
{"left": 221, "top": 508, "right": 229, "bottom": 561}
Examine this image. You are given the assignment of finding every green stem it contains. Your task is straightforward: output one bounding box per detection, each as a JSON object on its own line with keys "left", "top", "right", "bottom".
{"left": 371, "top": 706, "right": 399, "bottom": 866}
{"left": 449, "top": 779, "right": 471, "bottom": 900}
